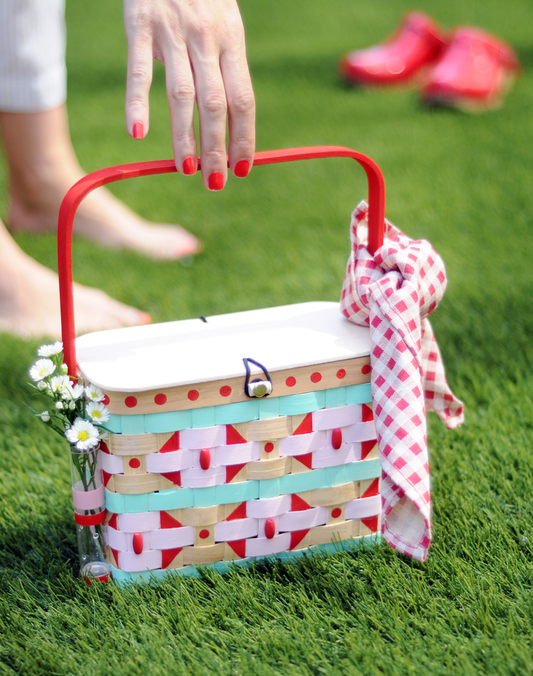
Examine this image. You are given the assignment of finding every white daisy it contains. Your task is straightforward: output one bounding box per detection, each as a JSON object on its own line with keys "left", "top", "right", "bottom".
{"left": 49, "top": 375, "right": 71, "bottom": 397}
{"left": 40, "top": 411, "right": 51, "bottom": 423}
{"left": 85, "top": 384, "right": 105, "bottom": 403}
{"left": 65, "top": 418, "right": 100, "bottom": 451}
{"left": 37, "top": 342, "right": 63, "bottom": 358}
{"left": 62, "top": 382, "right": 85, "bottom": 401}
{"left": 98, "top": 428, "right": 109, "bottom": 441}
{"left": 30, "top": 359, "right": 56, "bottom": 382}
{"left": 55, "top": 401, "right": 64, "bottom": 410}
{"left": 86, "top": 401, "right": 110, "bottom": 424}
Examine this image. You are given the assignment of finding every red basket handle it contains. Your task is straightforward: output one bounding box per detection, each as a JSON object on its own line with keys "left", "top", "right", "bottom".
{"left": 58, "top": 145, "right": 385, "bottom": 376}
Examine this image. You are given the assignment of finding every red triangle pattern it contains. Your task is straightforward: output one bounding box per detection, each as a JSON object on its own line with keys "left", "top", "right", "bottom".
{"left": 100, "top": 440, "right": 110, "bottom": 454}
{"left": 290, "top": 529, "right": 310, "bottom": 550}
{"left": 160, "top": 511, "right": 183, "bottom": 529}
{"left": 292, "top": 413, "right": 313, "bottom": 436}
{"left": 226, "top": 464, "right": 247, "bottom": 483}
{"left": 227, "top": 539, "right": 246, "bottom": 559}
{"left": 226, "top": 425, "right": 247, "bottom": 445}
{"left": 102, "top": 470, "right": 112, "bottom": 488}
{"left": 107, "top": 513, "right": 118, "bottom": 530}
{"left": 161, "top": 471, "right": 181, "bottom": 486}
{"left": 162, "top": 547, "right": 183, "bottom": 569}
{"left": 361, "top": 477, "right": 380, "bottom": 498}
{"left": 361, "top": 440, "right": 377, "bottom": 460}
{"left": 160, "top": 431, "right": 180, "bottom": 453}
{"left": 361, "top": 516, "right": 379, "bottom": 533}
{"left": 226, "top": 502, "right": 247, "bottom": 521}
{"left": 110, "top": 548, "right": 120, "bottom": 567}
{"left": 361, "top": 404, "right": 374, "bottom": 422}
{"left": 291, "top": 494, "right": 312, "bottom": 511}
{"left": 294, "top": 452, "right": 313, "bottom": 469}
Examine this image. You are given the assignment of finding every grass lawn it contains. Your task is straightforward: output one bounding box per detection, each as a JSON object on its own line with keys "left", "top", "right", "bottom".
{"left": 1, "top": 0, "right": 533, "bottom": 673}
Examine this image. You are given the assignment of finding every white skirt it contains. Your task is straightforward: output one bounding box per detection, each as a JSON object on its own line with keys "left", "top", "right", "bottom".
{"left": 0, "top": 0, "right": 67, "bottom": 112}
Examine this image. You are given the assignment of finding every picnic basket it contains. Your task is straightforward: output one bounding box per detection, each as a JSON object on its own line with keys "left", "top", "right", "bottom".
{"left": 58, "top": 146, "right": 387, "bottom": 584}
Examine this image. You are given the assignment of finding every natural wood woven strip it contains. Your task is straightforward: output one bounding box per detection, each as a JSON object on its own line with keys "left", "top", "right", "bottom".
{"left": 103, "top": 356, "right": 370, "bottom": 415}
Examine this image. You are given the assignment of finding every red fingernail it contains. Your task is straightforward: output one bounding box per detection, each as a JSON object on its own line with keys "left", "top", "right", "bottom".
{"left": 208, "top": 172, "right": 224, "bottom": 191}
{"left": 183, "top": 157, "right": 196, "bottom": 175}
{"left": 133, "top": 122, "right": 144, "bottom": 139}
{"left": 234, "top": 160, "right": 250, "bottom": 178}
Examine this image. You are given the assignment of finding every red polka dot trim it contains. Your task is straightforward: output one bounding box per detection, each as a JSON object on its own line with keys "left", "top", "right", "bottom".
{"left": 310, "top": 372, "right": 322, "bottom": 383}
{"left": 199, "top": 529, "right": 210, "bottom": 540}
{"left": 103, "top": 394, "right": 110, "bottom": 405}
{"left": 129, "top": 458, "right": 141, "bottom": 469}
{"left": 331, "top": 508, "right": 342, "bottom": 519}
{"left": 361, "top": 364, "right": 371, "bottom": 375}
{"left": 336, "top": 369, "right": 346, "bottom": 379}
{"left": 264, "top": 442, "right": 274, "bottom": 454}
{"left": 188, "top": 390, "right": 200, "bottom": 401}
{"left": 125, "top": 396, "right": 137, "bottom": 408}
{"left": 286, "top": 376, "right": 296, "bottom": 387}
{"left": 154, "top": 393, "right": 167, "bottom": 406}
{"left": 220, "top": 386, "right": 232, "bottom": 397}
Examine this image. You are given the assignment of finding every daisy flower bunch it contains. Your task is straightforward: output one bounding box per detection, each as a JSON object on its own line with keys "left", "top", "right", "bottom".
{"left": 27, "top": 342, "right": 111, "bottom": 451}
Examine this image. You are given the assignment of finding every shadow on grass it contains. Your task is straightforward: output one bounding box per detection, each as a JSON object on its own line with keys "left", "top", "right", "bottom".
{"left": 0, "top": 513, "right": 78, "bottom": 586}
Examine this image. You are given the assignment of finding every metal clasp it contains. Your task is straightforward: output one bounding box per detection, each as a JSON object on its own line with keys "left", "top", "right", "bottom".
{"left": 243, "top": 358, "right": 273, "bottom": 398}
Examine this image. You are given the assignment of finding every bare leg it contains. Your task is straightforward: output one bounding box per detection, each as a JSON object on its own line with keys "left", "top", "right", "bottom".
{"left": 0, "top": 218, "right": 150, "bottom": 339}
{"left": 0, "top": 105, "right": 202, "bottom": 260}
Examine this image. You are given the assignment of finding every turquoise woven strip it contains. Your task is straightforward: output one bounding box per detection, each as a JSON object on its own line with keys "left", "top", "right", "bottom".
{"left": 258, "top": 396, "right": 280, "bottom": 419}
{"left": 145, "top": 410, "right": 192, "bottom": 434}
{"left": 192, "top": 407, "right": 216, "bottom": 428}
{"left": 107, "top": 415, "right": 122, "bottom": 433}
{"left": 279, "top": 391, "right": 325, "bottom": 416}
{"left": 108, "top": 534, "right": 382, "bottom": 585}
{"left": 105, "top": 458, "right": 380, "bottom": 514}
{"left": 107, "top": 383, "right": 372, "bottom": 435}
{"left": 345, "top": 383, "right": 372, "bottom": 405}
{"left": 214, "top": 400, "right": 259, "bottom": 425}
{"left": 325, "top": 387, "right": 346, "bottom": 408}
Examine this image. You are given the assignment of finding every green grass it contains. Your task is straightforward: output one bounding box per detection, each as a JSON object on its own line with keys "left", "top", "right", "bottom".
{"left": 1, "top": 0, "right": 533, "bottom": 673}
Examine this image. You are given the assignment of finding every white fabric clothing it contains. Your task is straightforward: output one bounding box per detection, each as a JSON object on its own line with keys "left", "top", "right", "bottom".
{"left": 0, "top": 0, "right": 67, "bottom": 112}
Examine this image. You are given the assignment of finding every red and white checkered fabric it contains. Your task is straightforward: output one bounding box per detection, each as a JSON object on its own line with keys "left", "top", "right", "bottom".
{"left": 340, "top": 201, "right": 464, "bottom": 561}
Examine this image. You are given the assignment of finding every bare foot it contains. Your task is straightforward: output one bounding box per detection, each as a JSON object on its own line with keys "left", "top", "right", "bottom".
{"left": 0, "top": 225, "right": 150, "bottom": 339}
{"left": 0, "top": 106, "right": 203, "bottom": 261}
{"left": 9, "top": 179, "right": 203, "bottom": 261}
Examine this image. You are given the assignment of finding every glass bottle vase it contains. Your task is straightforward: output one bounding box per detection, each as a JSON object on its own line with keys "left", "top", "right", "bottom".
{"left": 69, "top": 444, "right": 110, "bottom": 582}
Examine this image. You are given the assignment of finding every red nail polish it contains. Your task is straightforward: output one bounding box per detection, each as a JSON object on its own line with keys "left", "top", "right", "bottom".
{"left": 234, "top": 160, "right": 250, "bottom": 178}
{"left": 183, "top": 157, "right": 196, "bottom": 175}
{"left": 208, "top": 172, "right": 224, "bottom": 191}
{"left": 133, "top": 122, "right": 144, "bottom": 139}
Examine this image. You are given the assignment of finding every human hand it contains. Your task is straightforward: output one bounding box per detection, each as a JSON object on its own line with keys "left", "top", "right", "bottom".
{"left": 123, "top": 0, "right": 255, "bottom": 190}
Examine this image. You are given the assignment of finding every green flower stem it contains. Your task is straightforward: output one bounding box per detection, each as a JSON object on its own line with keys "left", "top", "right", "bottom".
{"left": 70, "top": 445, "right": 106, "bottom": 563}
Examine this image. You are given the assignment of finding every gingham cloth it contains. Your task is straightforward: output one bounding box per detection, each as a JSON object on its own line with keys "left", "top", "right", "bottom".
{"left": 340, "top": 201, "right": 464, "bottom": 561}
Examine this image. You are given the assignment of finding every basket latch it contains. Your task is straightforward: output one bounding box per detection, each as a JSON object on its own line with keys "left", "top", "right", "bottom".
{"left": 243, "top": 358, "right": 273, "bottom": 398}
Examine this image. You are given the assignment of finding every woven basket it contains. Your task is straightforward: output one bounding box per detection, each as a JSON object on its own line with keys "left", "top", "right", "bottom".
{"left": 58, "top": 146, "right": 386, "bottom": 583}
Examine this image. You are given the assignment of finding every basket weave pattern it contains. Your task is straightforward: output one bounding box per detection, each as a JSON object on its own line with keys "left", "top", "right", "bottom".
{"left": 102, "top": 396, "right": 381, "bottom": 573}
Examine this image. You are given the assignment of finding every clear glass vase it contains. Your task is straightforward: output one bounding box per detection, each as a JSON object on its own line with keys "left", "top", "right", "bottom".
{"left": 69, "top": 444, "right": 110, "bottom": 583}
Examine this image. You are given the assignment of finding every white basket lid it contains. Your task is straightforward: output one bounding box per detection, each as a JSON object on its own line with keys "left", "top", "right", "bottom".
{"left": 75, "top": 302, "right": 371, "bottom": 393}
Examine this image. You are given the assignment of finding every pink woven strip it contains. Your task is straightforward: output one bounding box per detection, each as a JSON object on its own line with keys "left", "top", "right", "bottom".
{"left": 72, "top": 483, "right": 105, "bottom": 511}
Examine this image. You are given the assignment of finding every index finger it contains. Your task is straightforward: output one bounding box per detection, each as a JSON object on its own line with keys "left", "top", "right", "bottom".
{"left": 124, "top": 22, "right": 154, "bottom": 139}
